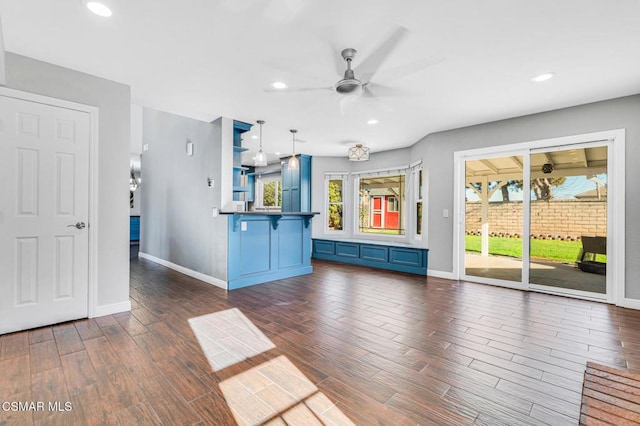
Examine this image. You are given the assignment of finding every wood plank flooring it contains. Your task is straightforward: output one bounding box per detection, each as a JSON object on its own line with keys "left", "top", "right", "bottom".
{"left": 2, "top": 257, "right": 640, "bottom": 425}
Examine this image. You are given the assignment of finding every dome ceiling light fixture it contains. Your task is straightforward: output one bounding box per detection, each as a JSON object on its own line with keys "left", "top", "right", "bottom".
{"left": 348, "top": 144, "right": 370, "bottom": 161}
{"left": 541, "top": 163, "right": 554, "bottom": 174}
{"left": 288, "top": 129, "right": 299, "bottom": 170}
{"left": 254, "top": 120, "right": 268, "bottom": 167}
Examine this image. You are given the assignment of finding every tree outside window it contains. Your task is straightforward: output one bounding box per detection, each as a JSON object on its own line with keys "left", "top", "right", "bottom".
{"left": 263, "top": 181, "right": 281, "bottom": 207}
{"left": 327, "top": 179, "right": 343, "bottom": 231}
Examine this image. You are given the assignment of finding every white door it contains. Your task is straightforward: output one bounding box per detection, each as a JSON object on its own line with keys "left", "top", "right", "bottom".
{"left": 0, "top": 95, "right": 90, "bottom": 334}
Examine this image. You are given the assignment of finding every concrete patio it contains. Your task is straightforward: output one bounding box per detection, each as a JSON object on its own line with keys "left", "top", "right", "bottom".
{"left": 465, "top": 253, "right": 606, "bottom": 294}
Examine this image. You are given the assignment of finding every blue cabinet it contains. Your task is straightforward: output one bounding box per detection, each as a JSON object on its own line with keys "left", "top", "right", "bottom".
{"left": 312, "top": 239, "right": 428, "bottom": 275}
{"left": 281, "top": 154, "right": 311, "bottom": 212}
{"left": 130, "top": 216, "right": 140, "bottom": 241}
{"left": 226, "top": 213, "right": 317, "bottom": 289}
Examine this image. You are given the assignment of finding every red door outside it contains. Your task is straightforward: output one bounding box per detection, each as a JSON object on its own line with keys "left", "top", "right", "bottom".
{"left": 372, "top": 196, "right": 383, "bottom": 227}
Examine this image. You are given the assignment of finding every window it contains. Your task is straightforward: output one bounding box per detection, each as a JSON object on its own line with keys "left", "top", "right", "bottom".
{"left": 415, "top": 168, "right": 423, "bottom": 236}
{"left": 326, "top": 174, "right": 346, "bottom": 232}
{"left": 357, "top": 172, "right": 405, "bottom": 235}
{"left": 256, "top": 174, "right": 281, "bottom": 209}
{"left": 387, "top": 196, "right": 398, "bottom": 212}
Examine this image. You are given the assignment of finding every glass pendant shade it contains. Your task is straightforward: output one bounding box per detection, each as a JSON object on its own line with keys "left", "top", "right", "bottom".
{"left": 348, "top": 144, "right": 370, "bottom": 161}
{"left": 129, "top": 168, "right": 139, "bottom": 191}
{"left": 288, "top": 155, "right": 299, "bottom": 170}
{"left": 288, "top": 129, "right": 299, "bottom": 170}
{"left": 254, "top": 148, "right": 267, "bottom": 167}
{"left": 254, "top": 120, "right": 268, "bottom": 167}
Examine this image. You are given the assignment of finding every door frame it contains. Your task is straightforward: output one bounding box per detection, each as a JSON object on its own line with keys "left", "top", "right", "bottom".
{"left": 0, "top": 87, "right": 100, "bottom": 317}
{"left": 453, "top": 129, "right": 626, "bottom": 306}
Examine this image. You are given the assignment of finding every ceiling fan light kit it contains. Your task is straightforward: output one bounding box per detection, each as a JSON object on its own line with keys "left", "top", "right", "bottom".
{"left": 348, "top": 144, "right": 370, "bottom": 161}
{"left": 254, "top": 119, "right": 268, "bottom": 167}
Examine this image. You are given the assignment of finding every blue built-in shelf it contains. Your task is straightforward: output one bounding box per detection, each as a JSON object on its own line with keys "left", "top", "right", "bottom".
{"left": 312, "top": 239, "right": 428, "bottom": 275}
{"left": 232, "top": 120, "right": 253, "bottom": 201}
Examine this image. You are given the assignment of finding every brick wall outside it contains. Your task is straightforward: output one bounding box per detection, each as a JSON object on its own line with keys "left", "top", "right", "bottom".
{"left": 465, "top": 200, "right": 606, "bottom": 240}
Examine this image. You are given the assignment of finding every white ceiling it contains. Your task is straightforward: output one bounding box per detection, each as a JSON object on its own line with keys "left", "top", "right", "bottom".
{"left": 2, "top": 0, "right": 639, "bottom": 164}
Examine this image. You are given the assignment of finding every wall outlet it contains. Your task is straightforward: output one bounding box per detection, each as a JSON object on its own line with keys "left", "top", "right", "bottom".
{"left": 241, "top": 222, "right": 247, "bottom": 231}
{"left": 143, "top": 144, "right": 149, "bottom": 152}
{"left": 211, "top": 207, "right": 219, "bottom": 217}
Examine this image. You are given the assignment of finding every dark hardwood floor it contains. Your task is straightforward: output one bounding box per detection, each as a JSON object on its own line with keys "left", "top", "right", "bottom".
{"left": 2, "top": 257, "right": 640, "bottom": 425}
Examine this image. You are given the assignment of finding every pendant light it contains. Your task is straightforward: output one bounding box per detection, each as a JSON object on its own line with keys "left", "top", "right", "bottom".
{"left": 288, "top": 129, "right": 299, "bottom": 170}
{"left": 254, "top": 120, "right": 268, "bottom": 167}
{"left": 129, "top": 167, "right": 139, "bottom": 191}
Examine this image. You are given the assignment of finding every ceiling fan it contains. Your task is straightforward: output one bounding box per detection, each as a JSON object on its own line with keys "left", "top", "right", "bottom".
{"left": 267, "top": 26, "right": 425, "bottom": 101}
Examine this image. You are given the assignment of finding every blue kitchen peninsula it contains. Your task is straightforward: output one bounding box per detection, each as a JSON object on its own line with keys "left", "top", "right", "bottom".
{"left": 222, "top": 211, "right": 319, "bottom": 289}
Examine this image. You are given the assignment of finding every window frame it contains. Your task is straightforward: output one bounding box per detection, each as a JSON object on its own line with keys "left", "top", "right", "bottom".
{"left": 413, "top": 164, "right": 424, "bottom": 241}
{"left": 353, "top": 167, "right": 409, "bottom": 240}
{"left": 255, "top": 173, "right": 282, "bottom": 210}
{"left": 324, "top": 173, "right": 348, "bottom": 234}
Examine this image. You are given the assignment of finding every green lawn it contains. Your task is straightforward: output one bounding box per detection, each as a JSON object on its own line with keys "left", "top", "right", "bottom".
{"left": 465, "top": 235, "right": 593, "bottom": 263}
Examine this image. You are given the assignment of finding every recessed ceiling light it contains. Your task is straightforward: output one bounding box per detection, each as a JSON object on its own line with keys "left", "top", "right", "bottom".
{"left": 251, "top": 135, "right": 258, "bottom": 139}
{"left": 531, "top": 72, "right": 554, "bottom": 83}
{"left": 367, "top": 119, "right": 379, "bottom": 125}
{"left": 275, "top": 152, "right": 281, "bottom": 156}
{"left": 271, "top": 81, "right": 287, "bottom": 89}
{"left": 86, "top": 1, "right": 112, "bottom": 17}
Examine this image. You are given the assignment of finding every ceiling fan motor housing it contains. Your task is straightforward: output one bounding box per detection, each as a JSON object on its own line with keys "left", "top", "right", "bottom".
{"left": 336, "top": 78, "right": 362, "bottom": 94}
{"left": 336, "top": 48, "right": 362, "bottom": 94}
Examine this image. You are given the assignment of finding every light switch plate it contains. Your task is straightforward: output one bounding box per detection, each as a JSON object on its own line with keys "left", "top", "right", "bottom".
{"left": 241, "top": 222, "right": 247, "bottom": 231}
{"left": 443, "top": 209, "right": 449, "bottom": 218}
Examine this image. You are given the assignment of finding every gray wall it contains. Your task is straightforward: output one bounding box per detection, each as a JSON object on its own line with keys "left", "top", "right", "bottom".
{"left": 140, "top": 109, "right": 228, "bottom": 281}
{"left": 412, "top": 94, "right": 640, "bottom": 299}
{"left": 6, "top": 52, "right": 131, "bottom": 308}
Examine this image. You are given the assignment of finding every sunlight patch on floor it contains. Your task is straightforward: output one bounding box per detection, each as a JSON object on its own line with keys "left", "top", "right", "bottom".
{"left": 220, "top": 355, "right": 355, "bottom": 426}
{"left": 188, "top": 308, "right": 275, "bottom": 372}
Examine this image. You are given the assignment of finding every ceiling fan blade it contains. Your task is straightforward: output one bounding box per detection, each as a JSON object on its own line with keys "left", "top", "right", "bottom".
{"left": 356, "top": 26, "right": 409, "bottom": 83}
{"left": 339, "top": 96, "right": 358, "bottom": 116}
{"left": 263, "top": 86, "right": 333, "bottom": 93}
{"left": 374, "top": 55, "right": 445, "bottom": 83}
{"left": 329, "top": 41, "right": 347, "bottom": 78}
{"left": 363, "top": 82, "right": 410, "bottom": 98}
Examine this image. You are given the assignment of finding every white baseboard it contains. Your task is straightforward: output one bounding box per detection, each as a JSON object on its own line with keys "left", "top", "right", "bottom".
{"left": 427, "top": 269, "right": 457, "bottom": 280}
{"left": 92, "top": 301, "right": 131, "bottom": 318}
{"left": 618, "top": 298, "right": 640, "bottom": 310}
{"left": 139, "top": 251, "right": 228, "bottom": 290}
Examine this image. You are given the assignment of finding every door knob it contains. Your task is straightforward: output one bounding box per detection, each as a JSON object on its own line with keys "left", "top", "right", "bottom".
{"left": 67, "top": 222, "right": 86, "bottom": 230}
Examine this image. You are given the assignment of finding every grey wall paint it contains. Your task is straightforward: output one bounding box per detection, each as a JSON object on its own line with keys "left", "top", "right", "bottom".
{"left": 6, "top": 52, "right": 131, "bottom": 308}
{"left": 310, "top": 149, "right": 412, "bottom": 241}
{"left": 412, "top": 94, "right": 640, "bottom": 299}
{"left": 140, "top": 109, "right": 228, "bottom": 281}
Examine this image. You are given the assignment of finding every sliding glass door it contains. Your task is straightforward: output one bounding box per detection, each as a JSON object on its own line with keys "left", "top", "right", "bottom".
{"left": 528, "top": 145, "right": 607, "bottom": 295}
{"left": 464, "top": 155, "right": 524, "bottom": 283}
{"left": 462, "top": 142, "right": 610, "bottom": 299}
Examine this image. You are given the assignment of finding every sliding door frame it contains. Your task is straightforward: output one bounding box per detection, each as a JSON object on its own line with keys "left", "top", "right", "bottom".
{"left": 453, "top": 129, "right": 625, "bottom": 305}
